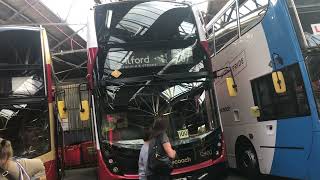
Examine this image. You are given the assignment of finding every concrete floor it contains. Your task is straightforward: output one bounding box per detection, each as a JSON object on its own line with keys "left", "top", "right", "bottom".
{"left": 61, "top": 168, "right": 292, "bottom": 180}
{"left": 63, "top": 167, "right": 97, "bottom": 180}
{"left": 61, "top": 168, "right": 246, "bottom": 180}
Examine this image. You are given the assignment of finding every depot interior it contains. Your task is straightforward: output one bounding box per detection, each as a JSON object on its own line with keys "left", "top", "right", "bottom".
{"left": 0, "top": 0, "right": 320, "bottom": 180}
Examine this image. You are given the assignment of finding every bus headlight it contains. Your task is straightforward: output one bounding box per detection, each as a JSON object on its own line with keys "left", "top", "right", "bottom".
{"left": 112, "top": 167, "right": 119, "bottom": 173}
{"left": 216, "top": 151, "right": 220, "bottom": 156}
{"left": 108, "top": 158, "right": 114, "bottom": 164}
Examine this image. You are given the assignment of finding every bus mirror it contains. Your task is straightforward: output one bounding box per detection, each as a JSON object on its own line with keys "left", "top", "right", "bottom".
{"left": 58, "top": 101, "right": 67, "bottom": 119}
{"left": 250, "top": 106, "right": 260, "bottom": 118}
{"left": 80, "top": 100, "right": 90, "bottom": 121}
{"left": 272, "top": 71, "right": 286, "bottom": 94}
{"left": 226, "top": 77, "right": 237, "bottom": 97}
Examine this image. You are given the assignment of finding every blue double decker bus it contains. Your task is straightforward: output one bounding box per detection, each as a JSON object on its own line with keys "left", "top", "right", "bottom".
{"left": 206, "top": 0, "right": 320, "bottom": 179}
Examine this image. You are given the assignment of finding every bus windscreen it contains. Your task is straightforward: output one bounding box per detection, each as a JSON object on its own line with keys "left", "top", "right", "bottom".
{"left": 92, "top": 1, "right": 224, "bottom": 175}
{"left": 0, "top": 29, "right": 45, "bottom": 98}
{"left": 0, "top": 29, "right": 50, "bottom": 159}
{"left": 100, "top": 82, "right": 215, "bottom": 147}
{"left": 94, "top": 1, "right": 197, "bottom": 45}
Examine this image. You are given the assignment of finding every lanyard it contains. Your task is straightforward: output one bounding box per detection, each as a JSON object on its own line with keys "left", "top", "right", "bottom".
{"left": 16, "top": 161, "right": 30, "bottom": 180}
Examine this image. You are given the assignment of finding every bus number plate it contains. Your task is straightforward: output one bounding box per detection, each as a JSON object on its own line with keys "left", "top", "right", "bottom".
{"left": 177, "top": 129, "right": 189, "bottom": 139}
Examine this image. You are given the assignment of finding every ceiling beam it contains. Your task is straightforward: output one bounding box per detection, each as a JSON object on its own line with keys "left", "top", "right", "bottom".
{"left": 51, "top": 25, "right": 87, "bottom": 51}
{"left": 0, "top": 0, "right": 61, "bottom": 45}
{"left": 3, "top": 22, "right": 86, "bottom": 26}
{"left": 6, "top": 0, "right": 40, "bottom": 22}
{"left": 52, "top": 55, "right": 82, "bottom": 68}
{"left": 52, "top": 49, "right": 87, "bottom": 56}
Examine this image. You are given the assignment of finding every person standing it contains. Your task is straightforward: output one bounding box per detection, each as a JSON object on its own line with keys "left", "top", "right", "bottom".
{"left": 147, "top": 116, "right": 176, "bottom": 180}
{"left": 138, "top": 128, "right": 152, "bottom": 180}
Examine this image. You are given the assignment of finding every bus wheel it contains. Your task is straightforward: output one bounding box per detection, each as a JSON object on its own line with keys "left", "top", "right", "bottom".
{"left": 236, "top": 144, "right": 260, "bottom": 179}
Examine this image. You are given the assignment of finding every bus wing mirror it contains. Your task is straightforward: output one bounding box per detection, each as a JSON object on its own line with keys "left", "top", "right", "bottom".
{"left": 272, "top": 71, "right": 286, "bottom": 94}
{"left": 80, "top": 100, "right": 90, "bottom": 121}
{"left": 226, "top": 77, "right": 237, "bottom": 97}
{"left": 58, "top": 101, "right": 67, "bottom": 119}
{"left": 250, "top": 106, "right": 260, "bottom": 118}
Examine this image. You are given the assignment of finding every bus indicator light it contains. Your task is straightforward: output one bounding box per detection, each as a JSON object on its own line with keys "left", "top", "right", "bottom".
{"left": 111, "top": 70, "right": 122, "bottom": 78}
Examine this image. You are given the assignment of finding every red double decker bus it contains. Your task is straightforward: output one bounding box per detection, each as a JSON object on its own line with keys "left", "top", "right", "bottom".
{"left": 0, "top": 26, "right": 58, "bottom": 180}
{"left": 87, "top": 1, "right": 226, "bottom": 179}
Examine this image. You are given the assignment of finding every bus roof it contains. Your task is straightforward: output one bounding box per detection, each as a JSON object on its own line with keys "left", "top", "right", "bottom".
{"left": 94, "top": 0, "right": 192, "bottom": 9}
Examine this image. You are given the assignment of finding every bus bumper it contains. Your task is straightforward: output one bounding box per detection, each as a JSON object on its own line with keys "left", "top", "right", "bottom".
{"left": 97, "top": 149, "right": 227, "bottom": 180}
{"left": 172, "top": 161, "right": 227, "bottom": 180}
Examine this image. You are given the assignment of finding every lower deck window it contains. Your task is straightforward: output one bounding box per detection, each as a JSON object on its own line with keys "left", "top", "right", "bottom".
{"left": 251, "top": 63, "right": 310, "bottom": 121}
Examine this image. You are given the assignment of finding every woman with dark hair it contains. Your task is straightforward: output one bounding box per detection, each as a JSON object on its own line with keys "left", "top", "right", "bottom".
{"left": 147, "top": 116, "right": 176, "bottom": 180}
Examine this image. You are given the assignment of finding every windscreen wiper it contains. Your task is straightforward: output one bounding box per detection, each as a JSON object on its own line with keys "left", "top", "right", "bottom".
{"left": 100, "top": 71, "right": 210, "bottom": 87}
{"left": 0, "top": 96, "right": 47, "bottom": 105}
{"left": 0, "top": 64, "right": 42, "bottom": 71}
{"left": 0, "top": 104, "right": 42, "bottom": 111}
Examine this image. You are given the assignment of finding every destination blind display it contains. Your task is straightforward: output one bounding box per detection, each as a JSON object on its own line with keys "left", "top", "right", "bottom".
{"left": 105, "top": 47, "right": 193, "bottom": 69}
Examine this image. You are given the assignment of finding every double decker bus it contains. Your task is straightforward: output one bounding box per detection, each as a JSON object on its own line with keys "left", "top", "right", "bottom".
{"left": 87, "top": 1, "right": 226, "bottom": 179}
{"left": 0, "top": 26, "right": 58, "bottom": 180}
{"left": 206, "top": 0, "right": 320, "bottom": 179}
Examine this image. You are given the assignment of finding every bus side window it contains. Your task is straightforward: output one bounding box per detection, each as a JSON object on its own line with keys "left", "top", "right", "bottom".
{"left": 238, "top": 0, "right": 269, "bottom": 35}
{"left": 214, "top": 1, "right": 239, "bottom": 52}
{"left": 250, "top": 63, "right": 310, "bottom": 121}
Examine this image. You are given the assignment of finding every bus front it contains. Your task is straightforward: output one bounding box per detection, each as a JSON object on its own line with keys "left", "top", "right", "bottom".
{"left": 89, "top": 1, "right": 226, "bottom": 179}
{"left": 0, "top": 27, "right": 56, "bottom": 179}
{"left": 288, "top": 0, "right": 320, "bottom": 179}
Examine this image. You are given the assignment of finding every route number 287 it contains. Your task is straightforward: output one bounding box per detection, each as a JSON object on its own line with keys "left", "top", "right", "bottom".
{"left": 177, "top": 129, "right": 189, "bottom": 139}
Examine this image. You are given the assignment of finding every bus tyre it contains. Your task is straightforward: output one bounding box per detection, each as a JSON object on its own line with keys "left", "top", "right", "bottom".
{"left": 237, "top": 146, "right": 260, "bottom": 179}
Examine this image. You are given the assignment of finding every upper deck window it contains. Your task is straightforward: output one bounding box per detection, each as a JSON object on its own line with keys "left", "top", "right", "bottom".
{"left": 95, "top": 1, "right": 196, "bottom": 45}
{"left": 0, "top": 29, "right": 45, "bottom": 98}
{"left": 207, "top": 0, "right": 268, "bottom": 55}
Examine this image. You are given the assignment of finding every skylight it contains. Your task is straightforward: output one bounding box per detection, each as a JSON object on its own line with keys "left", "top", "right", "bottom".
{"left": 41, "top": 0, "right": 96, "bottom": 40}
{"left": 41, "top": 0, "right": 208, "bottom": 42}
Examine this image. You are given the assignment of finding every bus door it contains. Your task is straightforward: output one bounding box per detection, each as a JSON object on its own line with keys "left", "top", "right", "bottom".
{"left": 246, "top": 0, "right": 316, "bottom": 177}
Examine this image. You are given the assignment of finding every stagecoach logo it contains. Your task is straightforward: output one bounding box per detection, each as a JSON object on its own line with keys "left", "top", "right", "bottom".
{"left": 172, "top": 157, "right": 192, "bottom": 165}
{"left": 215, "top": 51, "right": 247, "bottom": 85}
